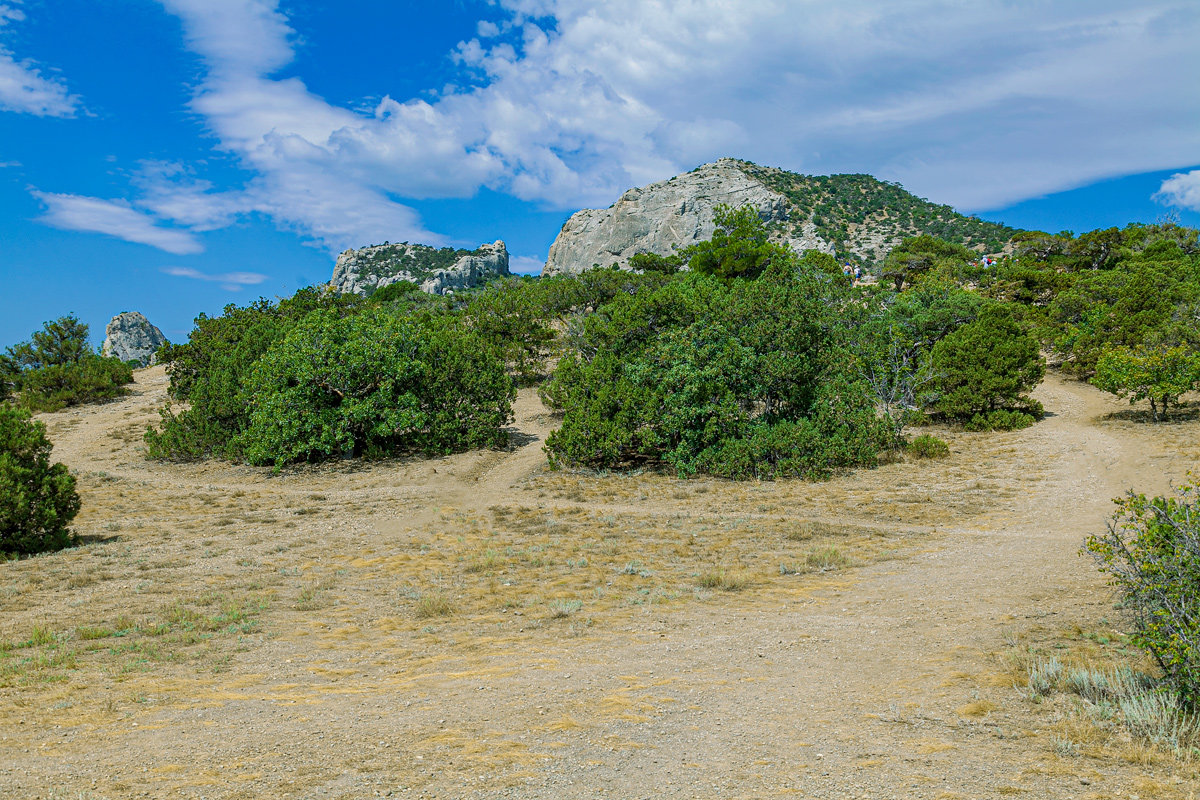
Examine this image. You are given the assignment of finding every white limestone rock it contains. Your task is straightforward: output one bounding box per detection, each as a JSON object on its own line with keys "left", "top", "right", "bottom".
{"left": 330, "top": 240, "right": 509, "bottom": 296}
{"left": 102, "top": 311, "right": 167, "bottom": 367}
{"left": 543, "top": 159, "right": 833, "bottom": 276}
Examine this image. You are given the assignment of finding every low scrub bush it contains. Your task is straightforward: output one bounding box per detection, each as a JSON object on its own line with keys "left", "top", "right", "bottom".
{"left": 0, "top": 405, "right": 80, "bottom": 555}
{"left": 905, "top": 434, "right": 950, "bottom": 459}
{"left": 1093, "top": 345, "right": 1200, "bottom": 421}
{"left": 463, "top": 278, "right": 557, "bottom": 384}
{"left": 146, "top": 289, "right": 363, "bottom": 461}
{"left": 18, "top": 355, "right": 133, "bottom": 411}
{"left": 963, "top": 408, "right": 1039, "bottom": 432}
{"left": 1085, "top": 483, "right": 1200, "bottom": 709}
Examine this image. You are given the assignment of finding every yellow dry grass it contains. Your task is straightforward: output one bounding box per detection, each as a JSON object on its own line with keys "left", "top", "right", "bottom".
{"left": 4, "top": 369, "right": 1200, "bottom": 798}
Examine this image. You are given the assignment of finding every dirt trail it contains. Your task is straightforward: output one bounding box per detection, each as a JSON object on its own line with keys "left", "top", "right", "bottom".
{"left": 397, "top": 373, "right": 1180, "bottom": 798}
{"left": 2, "top": 370, "right": 1197, "bottom": 799}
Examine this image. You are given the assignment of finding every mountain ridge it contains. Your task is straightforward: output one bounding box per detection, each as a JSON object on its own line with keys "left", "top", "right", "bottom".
{"left": 542, "top": 158, "right": 1018, "bottom": 276}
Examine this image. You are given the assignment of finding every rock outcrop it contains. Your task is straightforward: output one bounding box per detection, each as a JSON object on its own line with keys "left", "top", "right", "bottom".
{"left": 543, "top": 159, "right": 832, "bottom": 276}
{"left": 102, "top": 312, "right": 167, "bottom": 366}
{"left": 542, "top": 158, "right": 1019, "bottom": 276}
{"left": 331, "top": 240, "right": 509, "bottom": 296}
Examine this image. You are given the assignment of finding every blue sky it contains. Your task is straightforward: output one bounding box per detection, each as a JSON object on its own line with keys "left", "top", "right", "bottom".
{"left": 2, "top": 0, "right": 1199, "bottom": 348}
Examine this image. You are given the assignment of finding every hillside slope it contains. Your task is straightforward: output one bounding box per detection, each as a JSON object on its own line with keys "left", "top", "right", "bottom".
{"left": 543, "top": 158, "right": 1017, "bottom": 275}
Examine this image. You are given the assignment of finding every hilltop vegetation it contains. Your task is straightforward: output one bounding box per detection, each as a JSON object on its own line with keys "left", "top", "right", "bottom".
{"left": 739, "top": 160, "right": 1019, "bottom": 265}
{"left": 350, "top": 242, "right": 476, "bottom": 284}
{"left": 144, "top": 205, "right": 1044, "bottom": 479}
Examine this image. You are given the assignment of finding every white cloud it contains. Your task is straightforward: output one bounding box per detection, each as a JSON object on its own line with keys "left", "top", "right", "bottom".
{"left": 161, "top": 265, "right": 268, "bottom": 291}
{"left": 97, "top": 0, "right": 1196, "bottom": 257}
{"left": 509, "top": 254, "right": 544, "bottom": 275}
{"left": 0, "top": 2, "right": 80, "bottom": 117}
{"left": 132, "top": 161, "right": 248, "bottom": 231}
{"left": 33, "top": 191, "right": 203, "bottom": 254}
{"left": 1156, "top": 169, "right": 1200, "bottom": 212}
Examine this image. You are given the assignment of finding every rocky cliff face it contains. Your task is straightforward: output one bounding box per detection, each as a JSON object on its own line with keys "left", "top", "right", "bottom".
{"left": 102, "top": 312, "right": 167, "bottom": 366}
{"left": 331, "top": 240, "right": 509, "bottom": 296}
{"left": 543, "top": 159, "right": 831, "bottom": 276}
{"left": 542, "top": 158, "right": 1018, "bottom": 276}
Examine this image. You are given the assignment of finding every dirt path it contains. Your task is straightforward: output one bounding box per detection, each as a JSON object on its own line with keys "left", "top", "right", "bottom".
{"left": 1, "top": 370, "right": 1196, "bottom": 799}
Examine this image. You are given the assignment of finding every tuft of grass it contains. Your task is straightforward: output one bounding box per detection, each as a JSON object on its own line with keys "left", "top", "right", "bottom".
{"left": 1064, "top": 665, "right": 1114, "bottom": 703}
{"left": 76, "top": 626, "right": 117, "bottom": 641}
{"left": 547, "top": 599, "right": 583, "bottom": 619}
{"left": 802, "top": 545, "right": 855, "bottom": 572}
{"left": 620, "top": 560, "right": 653, "bottom": 578}
{"left": 1051, "top": 736, "right": 1079, "bottom": 758}
{"left": 464, "top": 549, "right": 502, "bottom": 574}
{"left": 957, "top": 699, "right": 998, "bottom": 718}
{"left": 24, "top": 625, "right": 56, "bottom": 648}
{"left": 1027, "top": 657, "right": 1063, "bottom": 698}
{"left": 413, "top": 592, "right": 456, "bottom": 619}
{"left": 1021, "top": 655, "right": 1200, "bottom": 759}
{"left": 1118, "top": 689, "right": 1200, "bottom": 758}
{"left": 906, "top": 434, "right": 951, "bottom": 460}
{"left": 697, "top": 570, "right": 751, "bottom": 592}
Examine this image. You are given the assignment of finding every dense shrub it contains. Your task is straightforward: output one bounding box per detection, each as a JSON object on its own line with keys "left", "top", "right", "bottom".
{"left": 929, "top": 305, "right": 1044, "bottom": 422}
{"left": 1045, "top": 261, "right": 1197, "bottom": 375}
{"left": 5, "top": 315, "right": 133, "bottom": 411}
{"left": 629, "top": 251, "right": 683, "bottom": 275}
{"left": 235, "top": 309, "right": 514, "bottom": 468}
{"left": 539, "top": 268, "right": 672, "bottom": 316}
{"left": 18, "top": 355, "right": 134, "bottom": 411}
{"left": 6, "top": 314, "right": 91, "bottom": 370}
{"left": 146, "top": 288, "right": 360, "bottom": 460}
{"left": 847, "top": 280, "right": 984, "bottom": 437}
{"left": 686, "top": 205, "right": 793, "bottom": 282}
{"left": 543, "top": 262, "right": 890, "bottom": 478}
{"left": 1093, "top": 345, "right": 1200, "bottom": 421}
{"left": 367, "top": 280, "right": 419, "bottom": 304}
{"left": 881, "top": 234, "right": 976, "bottom": 291}
{"left": 463, "top": 278, "right": 557, "bottom": 384}
{"left": 0, "top": 353, "right": 17, "bottom": 401}
{"left": 1085, "top": 484, "right": 1200, "bottom": 709}
{"left": 906, "top": 434, "right": 950, "bottom": 459}
{"left": 0, "top": 404, "right": 80, "bottom": 555}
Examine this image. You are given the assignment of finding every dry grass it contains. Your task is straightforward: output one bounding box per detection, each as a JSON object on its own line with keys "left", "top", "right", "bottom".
{"left": 996, "top": 622, "right": 1200, "bottom": 775}
{"left": 8, "top": 368, "right": 1200, "bottom": 797}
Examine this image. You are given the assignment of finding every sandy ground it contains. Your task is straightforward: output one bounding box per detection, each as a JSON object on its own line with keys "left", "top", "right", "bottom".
{"left": 1, "top": 367, "right": 1198, "bottom": 799}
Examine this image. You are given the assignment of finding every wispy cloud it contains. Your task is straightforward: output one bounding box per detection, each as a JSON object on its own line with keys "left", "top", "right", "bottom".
{"left": 33, "top": 191, "right": 203, "bottom": 254}
{"left": 161, "top": 266, "right": 268, "bottom": 292}
{"left": 148, "top": 0, "right": 1200, "bottom": 237}
{"left": 0, "top": 2, "right": 80, "bottom": 117}
{"left": 1156, "top": 169, "right": 1200, "bottom": 212}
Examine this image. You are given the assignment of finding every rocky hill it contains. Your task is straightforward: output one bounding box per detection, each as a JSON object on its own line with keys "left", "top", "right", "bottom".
{"left": 331, "top": 240, "right": 509, "bottom": 296}
{"left": 101, "top": 311, "right": 166, "bottom": 366}
{"left": 543, "top": 159, "right": 1017, "bottom": 275}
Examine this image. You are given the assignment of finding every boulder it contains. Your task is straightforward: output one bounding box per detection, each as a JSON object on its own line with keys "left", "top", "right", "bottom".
{"left": 102, "top": 312, "right": 167, "bottom": 366}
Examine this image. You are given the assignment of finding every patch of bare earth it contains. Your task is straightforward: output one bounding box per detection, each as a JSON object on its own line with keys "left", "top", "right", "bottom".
{"left": 1, "top": 367, "right": 1197, "bottom": 798}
